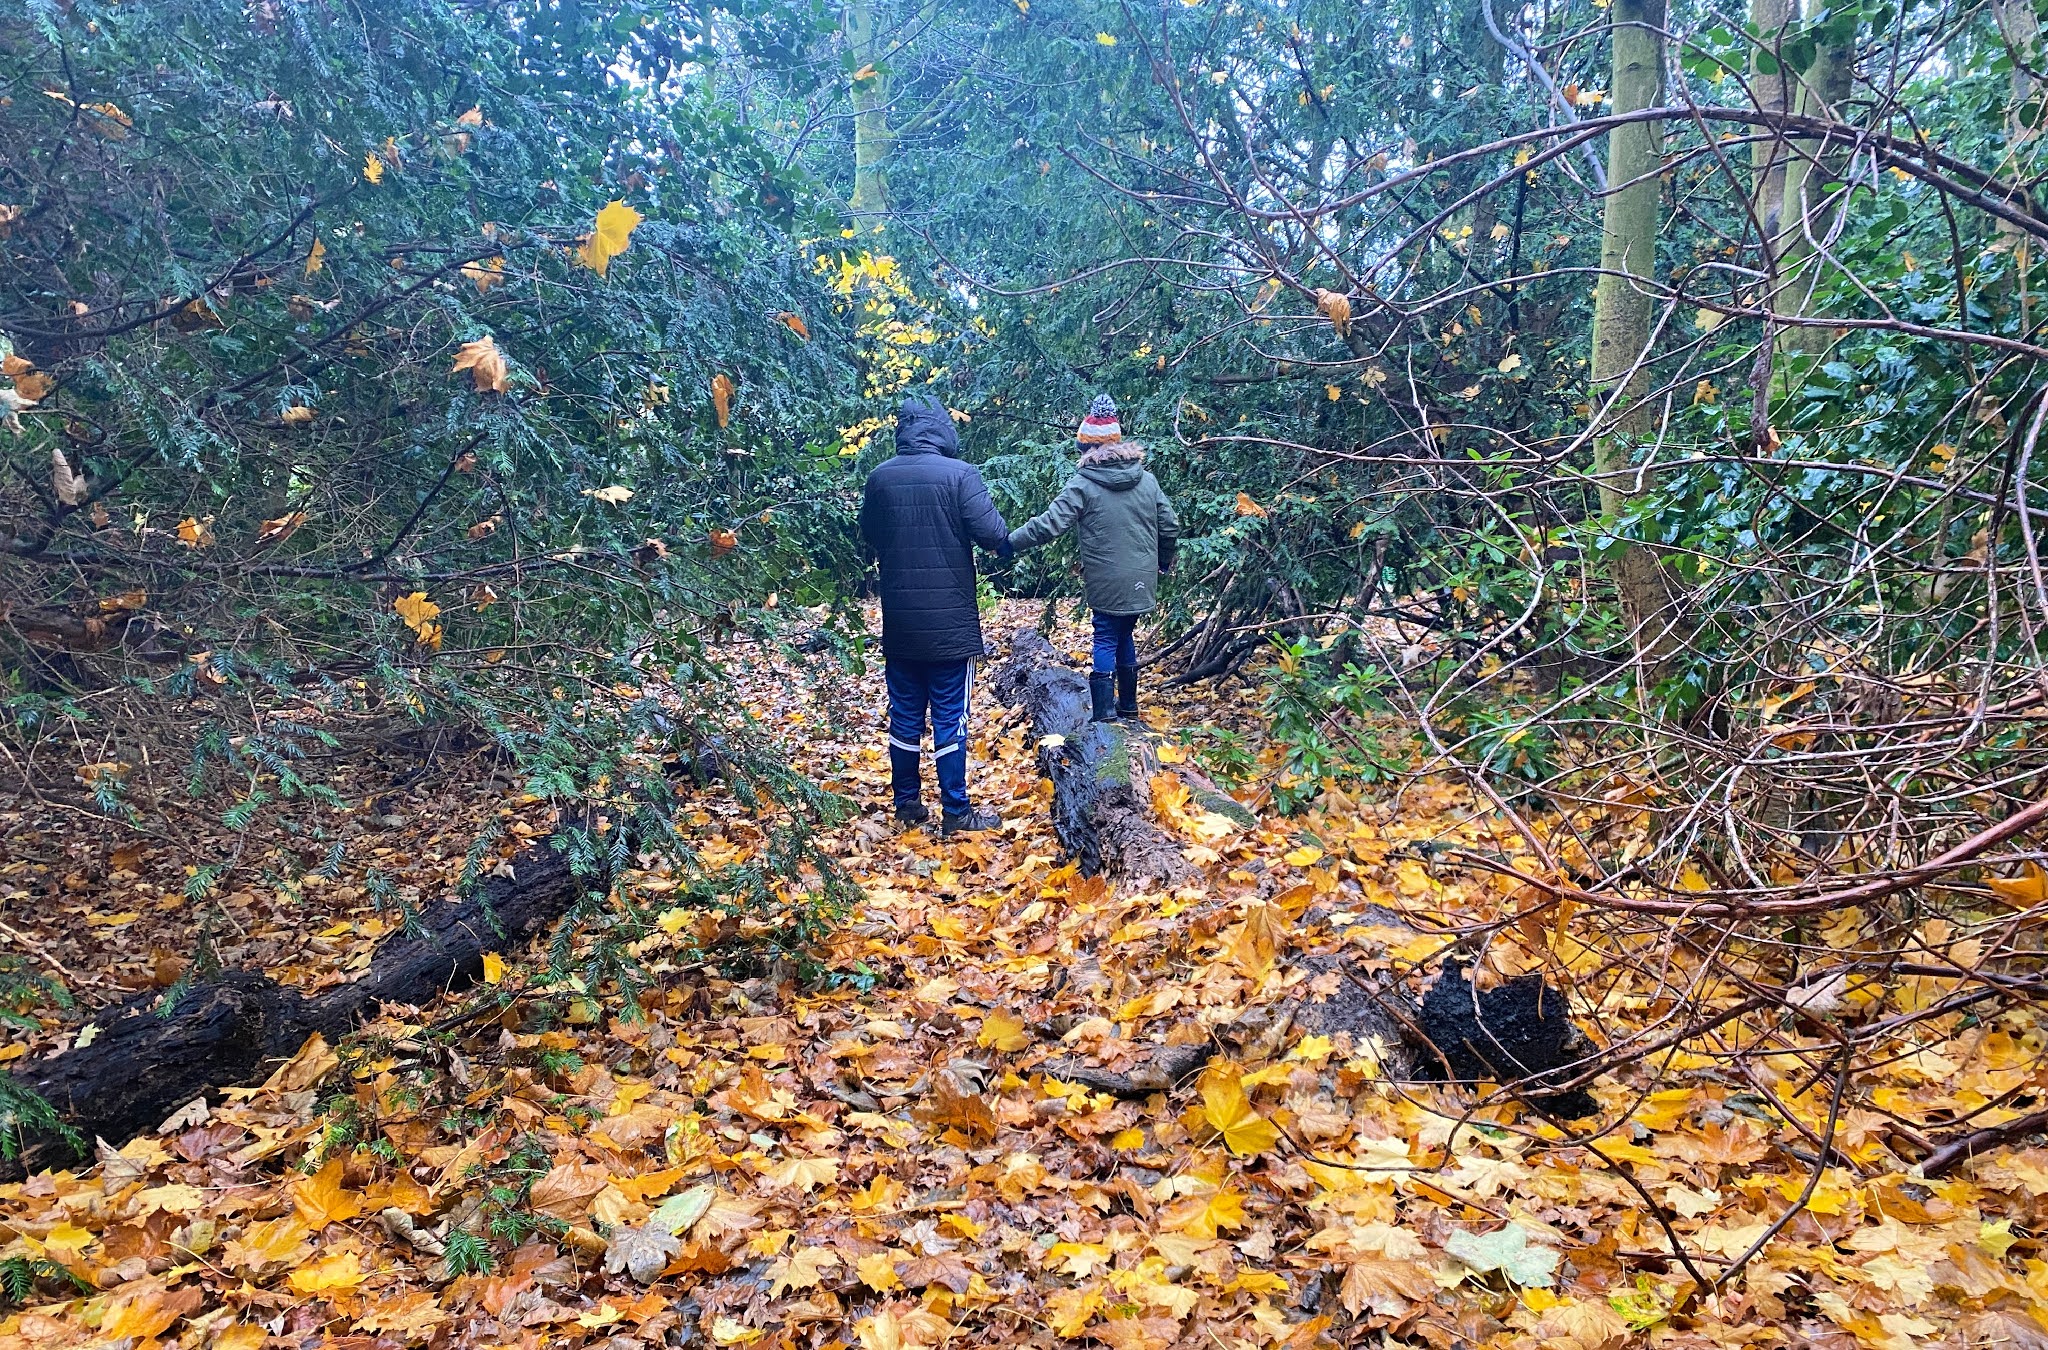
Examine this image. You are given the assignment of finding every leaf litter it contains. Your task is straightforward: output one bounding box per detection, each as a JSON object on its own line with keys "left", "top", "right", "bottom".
{"left": 0, "top": 600, "right": 2041, "bottom": 1349}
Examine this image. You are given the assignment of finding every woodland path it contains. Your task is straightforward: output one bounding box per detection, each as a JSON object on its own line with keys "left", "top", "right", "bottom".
{"left": 0, "top": 602, "right": 2029, "bottom": 1350}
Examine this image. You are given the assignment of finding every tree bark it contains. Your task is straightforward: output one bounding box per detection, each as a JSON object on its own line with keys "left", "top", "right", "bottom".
{"left": 1588, "top": 0, "right": 1676, "bottom": 659}
{"left": 1773, "top": 18, "right": 1857, "bottom": 369}
{"left": 4, "top": 809, "right": 619, "bottom": 1170}
{"left": 988, "top": 629, "right": 1229, "bottom": 884}
{"left": 1750, "top": 0, "right": 1798, "bottom": 243}
{"left": 845, "top": 0, "right": 892, "bottom": 217}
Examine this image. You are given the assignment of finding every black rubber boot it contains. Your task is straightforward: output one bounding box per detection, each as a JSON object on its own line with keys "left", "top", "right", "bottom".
{"left": 1089, "top": 672, "right": 1116, "bottom": 723}
{"left": 1115, "top": 665, "right": 1138, "bottom": 720}
{"left": 894, "top": 802, "right": 931, "bottom": 829}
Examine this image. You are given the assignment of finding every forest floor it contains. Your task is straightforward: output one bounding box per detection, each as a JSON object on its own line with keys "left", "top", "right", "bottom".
{"left": 0, "top": 601, "right": 2040, "bottom": 1350}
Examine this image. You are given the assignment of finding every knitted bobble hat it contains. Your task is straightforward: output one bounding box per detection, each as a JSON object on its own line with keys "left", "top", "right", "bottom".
{"left": 1076, "top": 393, "right": 1122, "bottom": 447}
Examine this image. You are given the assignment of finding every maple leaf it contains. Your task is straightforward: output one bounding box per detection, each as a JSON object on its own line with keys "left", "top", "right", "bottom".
{"left": 1234, "top": 491, "right": 1268, "bottom": 518}
{"left": 1314, "top": 287, "right": 1352, "bottom": 336}
{"left": 393, "top": 592, "right": 440, "bottom": 637}
{"left": 451, "top": 335, "right": 510, "bottom": 392}
{"left": 481, "top": 951, "right": 506, "bottom": 984}
{"left": 100, "top": 1279, "right": 200, "bottom": 1343}
{"left": 711, "top": 372, "right": 735, "bottom": 428}
{"left": 305, "top": 236, "right": 325, "bottom": 275}
{"left": 856, "top": 1306, "right": 956, "bottom": 1350}
{"left": 857, "top": 1251, "right": 904, "bottom": 1291}
{"left": 767, "top": 1245, "right": 841, "bottom": 1295}
{"left": 288, "top": 1249, "right": 365, "bottom": 1294}
{"left": 280, "top": 403, "right": 314, "bottom": 425}
{"left": 604, "top": 1222, "right": 682, "bottom": 1283}
{"left": 363, "top": 151, "right": 384, "bottom": 184}
{"left": 50, "top": 448, "right": 87, "bottom": 506}
{"left": 775, "top": 311, "right": 811, "bottom": 339}
{"left": 1201, "top": 1068, "right": 1279, "bottom": 1155}
{"left": 530, "top": 1160, "right": 612, "bottom": 1220}
{"left": 463, "top": 256, "right": 507, "bottom": 292}
{"left": 354, "top": 1290, "right": 446, "bottom": 1338}
{"left": 762, "top": 1156, "right": 838, "bottom": 1192}
{"left": 1340, "top": 1257, "right": 1438, "bottom": 1316}
{"left": 1445, "top": 1222, "right": 1558, "bottom": 1287}
{"left": 175, "top": 516, "right": 216, "bottom": 548}
{"left": 1223, "top": 903, "right": 1285, "bottom": 981}
{"left": 1532, "top": 1300, "right": 1630, "bottom": 1350}
{"left": 291, "top": 1154, "right": 364, "bottom": 1227}
{"left": 578, "top": 199, "right": 643, "bottom": 276}
{"left": 224, "top": 1215, "right": 314, "bottom": 1274}
{"left": 976, "top": 1010, "right": 1029, "bottom": 1051}
{"left": 583, "top": 484, "right": 634, "bottom": 504}
{"left": 256, "top": 512, "right": 308, "bottom": 546}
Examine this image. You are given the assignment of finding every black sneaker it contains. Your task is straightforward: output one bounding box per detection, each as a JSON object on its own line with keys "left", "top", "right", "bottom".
{"left": 940, "top": 807, "right": 1000, "bottom": 837}
{"left": 894, "top": 802, "right": 932, "bottom": 828}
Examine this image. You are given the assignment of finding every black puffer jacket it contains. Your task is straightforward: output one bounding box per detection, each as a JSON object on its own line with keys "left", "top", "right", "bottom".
{"left": 859, "top": 395, "right": 1010, "bottom": 662}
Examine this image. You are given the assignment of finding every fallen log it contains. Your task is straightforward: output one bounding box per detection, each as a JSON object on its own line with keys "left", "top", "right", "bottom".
{"left": 5, "top": 802, "right": 634, "bottom": 1170}
{"left": 990, "top": 627, "right": 1250, "bottom": 883}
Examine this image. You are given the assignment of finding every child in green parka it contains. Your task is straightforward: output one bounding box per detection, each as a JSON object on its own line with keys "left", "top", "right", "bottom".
{"left": 1008, "top": 395, "right": 1181, "bottom": 722}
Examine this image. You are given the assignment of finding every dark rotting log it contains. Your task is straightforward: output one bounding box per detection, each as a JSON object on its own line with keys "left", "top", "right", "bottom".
{"left": 989, "top": 628, "right": 1190, "bottom": 884}
{"left": 1413, "top": 961, "right": 1600, "bottom": 1118}
{"left": 6, "top": 804, "right": 625, "bottom": 1170}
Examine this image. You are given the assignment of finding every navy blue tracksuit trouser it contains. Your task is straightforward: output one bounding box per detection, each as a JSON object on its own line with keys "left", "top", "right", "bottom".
{"left": 886, "top": 656, "right": 973, "bottom": 816}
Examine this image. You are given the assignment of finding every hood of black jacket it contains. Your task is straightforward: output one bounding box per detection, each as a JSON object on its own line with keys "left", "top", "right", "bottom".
{"left": 895, "top": 394, "right": 959, "bottom": 458}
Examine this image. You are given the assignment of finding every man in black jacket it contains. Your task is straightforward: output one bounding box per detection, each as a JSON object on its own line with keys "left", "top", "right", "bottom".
{"left": 859, "top": 394, "right": 1011, "bottom": 835}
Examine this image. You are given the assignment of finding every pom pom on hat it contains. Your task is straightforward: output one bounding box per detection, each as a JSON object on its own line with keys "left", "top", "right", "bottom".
{"left": 1076, "top": 393, "right": 1122, "bottom": 446}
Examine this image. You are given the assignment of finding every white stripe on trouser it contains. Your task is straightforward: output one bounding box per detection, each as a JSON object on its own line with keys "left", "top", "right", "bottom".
{"left": 887, "top": 659, "right": 977, "bottom": 759}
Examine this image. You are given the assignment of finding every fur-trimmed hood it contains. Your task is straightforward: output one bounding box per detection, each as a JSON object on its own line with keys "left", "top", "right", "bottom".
{"left": 1078, "top": 443, "right": 1143, "bottom": 469}
{"left": 1077, "top": 442, "right": 1145, "bottom": 492}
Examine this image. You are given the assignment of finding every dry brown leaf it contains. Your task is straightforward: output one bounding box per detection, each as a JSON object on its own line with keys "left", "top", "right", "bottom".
{"left": 452, "top": 334, "right": 510, "bottom": 392}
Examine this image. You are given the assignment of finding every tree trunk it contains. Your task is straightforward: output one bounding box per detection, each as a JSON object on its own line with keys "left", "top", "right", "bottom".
{"left": 1993, "top": 0, "right": 2041, "bottom": 326}
{"left": 1773, "top": 20, "right": 1857, "bottom": 368}
{"left": 1587, "top": 0, "right": 1674, "bottom": 657}
{"left": 988, "top": 629, "right": 1238, "bottom": 884}
{"left": 1750, "top": 0, "right": 1797, "bottom": 243}
{"left": 4, "top": 808, "right": 622, "bottom": 1170}
{"left": 845, "top": 0, "right": 892, "bottom": 217}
